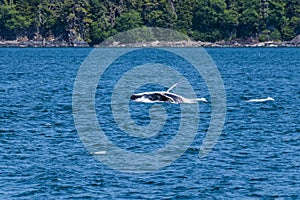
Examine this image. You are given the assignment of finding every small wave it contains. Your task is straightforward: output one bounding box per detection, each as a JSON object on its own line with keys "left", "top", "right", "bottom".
{"left": 246, "top": 97, "right": 274, "bottom": 102}
{"left": 91, "top": 151, "right": 107, "bottom": 155}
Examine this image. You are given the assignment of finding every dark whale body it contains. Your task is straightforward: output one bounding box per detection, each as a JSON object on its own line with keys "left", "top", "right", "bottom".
{"left": 130, "top": 83, "right": 207, "bottom": 104}
{"left": 130, "top": 92, "right": 185, "bottom": 103}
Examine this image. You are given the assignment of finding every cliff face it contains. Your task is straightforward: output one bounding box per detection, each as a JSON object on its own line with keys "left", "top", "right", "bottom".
{"left": 290, "top": 35, "right": 300, "bottom": 45}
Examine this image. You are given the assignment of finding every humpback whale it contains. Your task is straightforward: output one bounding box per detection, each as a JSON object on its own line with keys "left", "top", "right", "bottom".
{"left": 130, "top": 83, "right": 208, "bottom": 104}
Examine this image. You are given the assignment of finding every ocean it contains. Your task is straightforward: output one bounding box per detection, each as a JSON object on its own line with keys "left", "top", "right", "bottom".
{"left": 0, "top": 47, "right": 299, "bottom": 199}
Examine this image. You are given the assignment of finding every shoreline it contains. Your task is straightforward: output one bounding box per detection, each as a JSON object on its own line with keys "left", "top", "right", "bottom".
{"left": 96, "top": 39, "right": 300, "bottom": 48}
{"left": 0, "top": 38, "right": 299, "bottom": 48}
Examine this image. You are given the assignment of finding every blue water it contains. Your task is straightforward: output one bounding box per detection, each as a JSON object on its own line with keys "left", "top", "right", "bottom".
{"left": 1, "top": 48, "right": 299, "bottom": 199}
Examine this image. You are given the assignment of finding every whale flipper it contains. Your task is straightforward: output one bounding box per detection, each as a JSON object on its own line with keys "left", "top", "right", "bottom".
{"left": 166, "top": 83, "right": 178, "bottom": 93}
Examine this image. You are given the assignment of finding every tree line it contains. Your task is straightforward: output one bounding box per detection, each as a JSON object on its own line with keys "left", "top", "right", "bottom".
{"left": 0, "top": 0, "right": 299, "bottom": 45}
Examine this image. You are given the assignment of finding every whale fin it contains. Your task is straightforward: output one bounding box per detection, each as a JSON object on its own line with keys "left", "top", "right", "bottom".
{"left": 167, "top": 83, "right": 178, "bottom": 93}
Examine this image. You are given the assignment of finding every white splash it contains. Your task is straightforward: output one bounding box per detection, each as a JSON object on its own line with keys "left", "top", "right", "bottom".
{"left": 133, "top": 96, "right": 155, "bottom": 103}
{"left": 246, "top": 97, "right": 275, "bottom": 102}
{"left": 92, "top": 151, "right": 107, "bottom": 155}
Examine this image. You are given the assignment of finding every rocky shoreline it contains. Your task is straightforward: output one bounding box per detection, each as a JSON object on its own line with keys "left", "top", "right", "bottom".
{"left": 0, "top": 35, "right": 299, "bottom": 48}
{"left": 99, "top": 38, "right": 300, "bottom": 48}
{"left": 0, "top": 38, "right": 90, "bottom": 48}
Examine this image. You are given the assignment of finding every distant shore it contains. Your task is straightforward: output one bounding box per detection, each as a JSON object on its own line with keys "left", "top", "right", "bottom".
{"left": 0, "top": 35, "right": 299, "bottom": 48}
{"left": 97, "top": 39, "right": 300, "bottom": 48}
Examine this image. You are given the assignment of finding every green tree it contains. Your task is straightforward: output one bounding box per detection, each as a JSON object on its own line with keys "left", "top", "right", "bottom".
{"left": 266, "top": 0, "right": 286, "bottom": 40}
{"left": 114, "top": 10, "right": 143, "bottom": 32}
{"left": 0, "top": 2, "right": 32, "bottom": 39}
{"left": 57, "top": 0, "right": 91, "bottom": 42}
{"left": 0, "top": 0, "right": 298, "bottom": 44}
{"left": 142, "top": 0, "right": 177, "bottom": 28}
{"left": 192, "top": 0, "right": 229, "bottom": 42}
{"left": 86, "top": 0, "right": 113, "bottom": 45}
{"left": 285, "top": 0, "right": 300, "bottom": 38}
{"left": 174, "top": 0, "right": 196, "bottom": 35}
{"left": 34, "top": 0, "right": 60, "bottom": 39}
{"left": 236, "top": 0, "right": 260, "bottom": 38}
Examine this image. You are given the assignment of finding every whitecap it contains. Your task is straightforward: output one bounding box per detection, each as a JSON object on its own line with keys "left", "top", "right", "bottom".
{"left": 246, "top": 97, "right": 274, "bottom": 102}
{"left": 91, "top": 151, "right": 107, "bottom": 155}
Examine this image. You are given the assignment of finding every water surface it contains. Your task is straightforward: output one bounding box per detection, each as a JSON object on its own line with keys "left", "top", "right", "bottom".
{"left": 0, "top": 47, "right": 299, "bottom": 199}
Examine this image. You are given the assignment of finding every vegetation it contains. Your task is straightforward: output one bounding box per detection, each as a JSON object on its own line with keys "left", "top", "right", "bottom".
{"left": 0, "top": 0, "right": 299, "bottom": 45}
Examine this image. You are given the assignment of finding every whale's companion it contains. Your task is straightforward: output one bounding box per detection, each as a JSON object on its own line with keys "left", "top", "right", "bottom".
{"left": 130, "top": 83, "right": 207, "bottom": 104}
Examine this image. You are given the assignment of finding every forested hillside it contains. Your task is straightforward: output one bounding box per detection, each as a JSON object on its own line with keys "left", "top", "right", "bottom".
{"left": 0, "top": 0, "right": 299, "bottom": 46}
